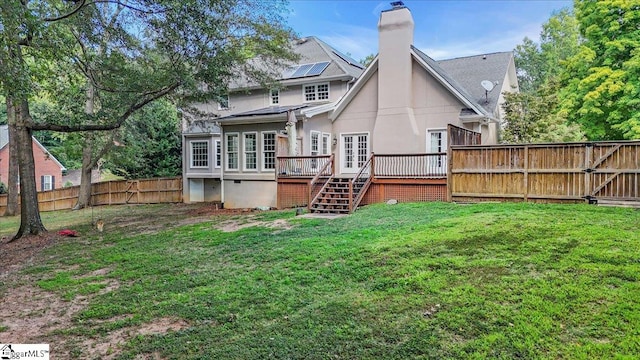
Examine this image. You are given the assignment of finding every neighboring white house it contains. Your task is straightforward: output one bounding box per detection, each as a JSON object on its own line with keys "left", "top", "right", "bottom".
{"left": 181, "top": 1, "right": 518, "bottom": 209}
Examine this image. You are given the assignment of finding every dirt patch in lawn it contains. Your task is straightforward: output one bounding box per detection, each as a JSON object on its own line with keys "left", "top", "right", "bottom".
{"left": 79, "top": 317, "right": 190, "bottom": 360}
{"left": 216, "top": 216, "right": 293, "bottom": 232}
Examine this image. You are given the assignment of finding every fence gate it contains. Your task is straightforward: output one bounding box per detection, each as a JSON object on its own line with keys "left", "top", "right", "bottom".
{"left": 125, "top": 180, "right": 139, "bottom": 204}
{"left": 587, "top": 143, "right": 640, "bottom": 203}
{"left": 449, "top": 141, "right": 640, "bottom": 204}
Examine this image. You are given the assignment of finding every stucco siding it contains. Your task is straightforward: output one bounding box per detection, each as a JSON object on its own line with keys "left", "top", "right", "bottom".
{"left": 223, "top": 179, "right": 277, "bottom": 208}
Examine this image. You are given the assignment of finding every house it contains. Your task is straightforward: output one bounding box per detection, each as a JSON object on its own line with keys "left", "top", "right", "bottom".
{"left": 0, "top": 125, "right": 67, "bottom": 191}
{"left": 182, "top": 35, "right": 365, "bottom": 207}
{"left": 181, "top": 1, "right": 518, "bottom": 211}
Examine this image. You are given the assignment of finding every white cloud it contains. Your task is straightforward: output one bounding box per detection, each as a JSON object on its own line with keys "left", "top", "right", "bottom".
{"left": 317, "top": 23, "right": 379, "bottom": 61}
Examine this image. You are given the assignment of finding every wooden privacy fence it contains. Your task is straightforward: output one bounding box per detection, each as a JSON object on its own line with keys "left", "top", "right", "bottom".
{"left": 449, "top": 141, "right": 640, "bottom": 203}
{"left": 0, "top": 177, "right": 183, "bottom": 215}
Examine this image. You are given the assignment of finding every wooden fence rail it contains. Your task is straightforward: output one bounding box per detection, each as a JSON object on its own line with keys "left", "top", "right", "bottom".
{"left": 0, "top": 177, "right": 183, "bottom": 215}
{"left": 449, "top": 141, "right": 640, "bottom": 203}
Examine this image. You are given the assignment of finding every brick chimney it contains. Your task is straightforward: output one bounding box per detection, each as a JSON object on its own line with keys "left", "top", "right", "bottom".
{"left": 373, "top": 2, "right": 420, "bottom": 152}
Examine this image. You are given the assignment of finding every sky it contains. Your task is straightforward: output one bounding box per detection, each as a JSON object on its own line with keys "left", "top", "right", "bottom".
{"left": 287, "top": 0, "right": 572, "bottom": 61}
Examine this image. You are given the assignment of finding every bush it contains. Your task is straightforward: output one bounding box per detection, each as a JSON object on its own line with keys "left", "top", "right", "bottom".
{"left": 0, "top": 181, "right": 6, "bottom": 194}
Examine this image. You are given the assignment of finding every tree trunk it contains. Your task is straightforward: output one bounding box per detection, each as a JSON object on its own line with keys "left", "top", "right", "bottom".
{"left": 4, "top": 98, "right": 20, "bottom": 216}
{"left": 12, "top": 99, "right": 47, "bottom": 240}
{"left": 74, "top": 137, "right": 94, "bottom": 210}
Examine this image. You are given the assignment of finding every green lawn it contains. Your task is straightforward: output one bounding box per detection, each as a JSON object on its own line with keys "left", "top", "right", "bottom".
{"left": 2, "top": 202, "right": 640, "bottom": 359}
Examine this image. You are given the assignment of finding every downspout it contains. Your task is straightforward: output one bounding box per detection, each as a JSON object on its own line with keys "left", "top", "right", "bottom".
{"left": 217, "top": 122, "right": 225, "bottom": 207}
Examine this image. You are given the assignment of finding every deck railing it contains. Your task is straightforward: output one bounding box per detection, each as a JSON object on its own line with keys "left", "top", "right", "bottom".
{"left": 276, "top": 155, "right": 332, "bottom": 178}
{"left": 350, "top": 153, "right": 374, "bottom": 212}
{"left": 308, "top": 154, "right": 335, "bottom": 210}
{"left": 373, "top": 153, "right": 448, "bottom": 178}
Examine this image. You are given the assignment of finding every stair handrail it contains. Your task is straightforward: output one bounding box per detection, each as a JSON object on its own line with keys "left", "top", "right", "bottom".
{"left": 308, "top": 154, "right": 335, "bottom": 210}
{"left": 350, "top": 152, "right": 374, "bottom": 212}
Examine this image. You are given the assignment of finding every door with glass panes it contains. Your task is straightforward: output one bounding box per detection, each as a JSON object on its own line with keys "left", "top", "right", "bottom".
{"left": 341, "top": 133, "right": 369, "bottom": 173}
{"left": 427, "top": 129, "right": 447, "bottom": 174}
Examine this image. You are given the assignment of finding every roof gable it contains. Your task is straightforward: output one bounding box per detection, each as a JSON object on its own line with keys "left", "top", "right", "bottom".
{"left": 0, "top": 125, "right": 67, "bottom": 170}
{"left": 229, "top": 37, "right": 364, "bottom": 91}
{"left": 437, "top": 52, "right": 514, "bottom": 115}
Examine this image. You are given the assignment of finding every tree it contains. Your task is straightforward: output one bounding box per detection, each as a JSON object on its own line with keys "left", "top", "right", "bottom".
{"left": 359, "top": 53, "right": 376, "bottom": 67}
{"left": 106, "top": 100, "right": 182, "bottom": 179}
{"left": 559, "top": 0, "right": 640, "bottom": 140}
{"left": 503, "top": 8, "right": 583, "bottom": 143}
{"left": 0, "top": 0, "right": 297, "bottom": 240}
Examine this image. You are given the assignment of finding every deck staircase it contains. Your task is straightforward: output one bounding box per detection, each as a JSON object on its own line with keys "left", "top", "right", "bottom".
{"left": 309, "top": 178, "right": 352, "bottom": 214}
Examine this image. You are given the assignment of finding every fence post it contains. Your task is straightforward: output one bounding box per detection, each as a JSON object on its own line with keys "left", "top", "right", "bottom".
{"left": 584, "top": 143, "right": 592, "bottom": 201}
{"left": 523, "top": 145, "right": 529, "bottom": 202}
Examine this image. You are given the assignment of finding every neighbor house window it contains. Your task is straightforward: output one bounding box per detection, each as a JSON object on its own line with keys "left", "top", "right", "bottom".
{"left": 243, "top": 132, "right": 258, "bottom": 170}
{"left": 270, "top": 89, "right": 279, "bottom": 105}
{"left": 42, "top": 175, "right": 54, "bottom": 191}
{"left": 190, "top": 141, "right": 209, "bottom": 168}
{"left": 262, "top": 131, "right": 276, "bottom": 170}
{"left": 303, "top": 83, "right": 329, "bottom": 102}
{"left": 226, "top": 133, "right": 239, "bottom": 170}
{"left": 214, "top": 140, "right": 221, "bottom": 168}
{"left": 218, "top": 94, "right": 229, "bottom": 110}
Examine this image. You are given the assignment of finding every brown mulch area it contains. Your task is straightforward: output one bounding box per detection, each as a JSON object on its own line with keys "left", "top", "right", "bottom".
{"left": 0, "top": 233, "right": 60, "bottom": 275}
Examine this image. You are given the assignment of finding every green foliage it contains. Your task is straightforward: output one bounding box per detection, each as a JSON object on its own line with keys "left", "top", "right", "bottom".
{"left": 559, "top": 0, "right": 640, "bottom": 140}
{"left": 505, "top": 8, "right": 583, "bottom": 143}
{"left": 502, "top": 80, "right": 585, "bottom": 143}
{"left": 0, "top": 181, "right": 7, "bottom": 194}
{"left": 359, "top": 53, "right": 376, "bottom": 67}
{"left": 106, "top": 100, "right": 182, "bottom": 179}
{"left": 4, "top": 202, "right": 640, "bottom": 358}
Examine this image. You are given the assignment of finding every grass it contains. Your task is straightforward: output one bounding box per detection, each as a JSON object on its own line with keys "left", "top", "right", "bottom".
{"left": 2, "top": 202, "right": 640, "bottom": 359}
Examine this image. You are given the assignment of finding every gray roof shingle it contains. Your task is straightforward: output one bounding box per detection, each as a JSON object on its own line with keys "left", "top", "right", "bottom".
{"left": 437, "top": 52, "right": 514, "bottom": 115}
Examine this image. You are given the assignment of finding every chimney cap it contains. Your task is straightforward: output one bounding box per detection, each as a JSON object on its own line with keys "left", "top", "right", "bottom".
{"left": 390, "top": 1, "right": 405, "bottom": 9}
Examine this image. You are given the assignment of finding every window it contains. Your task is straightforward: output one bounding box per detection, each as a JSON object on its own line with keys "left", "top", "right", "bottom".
{"left": 270, "top": 89, "right": 279, "bottom": 105}
{"left": 190, "top": 141, "right": 209, "bottom": 168}
{"left": 243, "top": 132, "right": 257, "bottom": 170}
{"left": 321, "top": 133, "right": 331, "bottom": 155}
{"left": 214, "top": 140, "right": 221, "bottom": 168}
{"left": 310, "top": 131, "right": 320, "bottom": 168}
{"left": 303, "top": 83, "right": 329, "bottom": 102}
{"left": 218, "top": 94, "right": 229, "bottom": 110}
{"left": 226, "top": 133, "right": 239, "bottom": 170}
{"left": 262, "top": 132, "right": 276, "bottom": 170}
{"left": 310, "top": 131, "right": 320, "bottom": 156}
{"left": 42, "top": 175, "right": 54, "bottom": 191}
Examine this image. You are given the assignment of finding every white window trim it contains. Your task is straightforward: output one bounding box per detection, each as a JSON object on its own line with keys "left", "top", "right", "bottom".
{"left": 261, "top": 131, "right": 277, "bottom": 171}
{"left": 321, "top": 133, "right": 331, "bottom": 155}
{"left": 310, "top": 131, "right": 321, "bottom": 156}
{"left": 243, "top": 132, "right": 258, "bottom": 172}
{"left": 339, "top": 131, "right": 370, "bottom": 174}
{"left": 189, "top": 140, "right": 209, "bottom": 169}
{"left": 426, "top": 128, "right": 448, "bottom": 172}
{"left": 225, "top": 132, "right": 239, "bottom": 171}
{"left": 426, "top": 128, "right": 448, "bottom": 153}
{"left": 269, "top": 89, "right": 279, "bottom": 106}
{"left": 214, "top": 139, "right": 221, "bottom": 169}
{"left": 43, "top": 175, "right": 53, "bottom": 191}
{"left": 302, "top": 82, "right": 330, "bottom": 103}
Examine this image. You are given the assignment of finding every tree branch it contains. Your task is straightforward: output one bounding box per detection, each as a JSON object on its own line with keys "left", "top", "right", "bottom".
{"left": 44, "top": 0, "right": 87, "bottom": 22}
{"left": 31, "top": 81, "right": 181, "bottom": 132}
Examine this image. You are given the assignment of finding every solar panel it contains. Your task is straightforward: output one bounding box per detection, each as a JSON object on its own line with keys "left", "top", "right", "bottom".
{"left": 290, "top": 64, "right": 314, "bottom": 78}
{"left": 306, "top": 61, "right": 330, "bottom": 76}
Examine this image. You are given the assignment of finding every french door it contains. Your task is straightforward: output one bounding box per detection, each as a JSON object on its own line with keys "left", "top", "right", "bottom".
{"left": 341, "top": 133, "right": 369, "bottom": 173}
